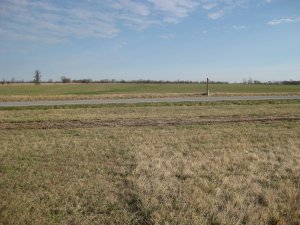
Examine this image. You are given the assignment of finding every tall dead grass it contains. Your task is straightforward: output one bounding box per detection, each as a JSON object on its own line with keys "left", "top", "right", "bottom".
{"left": 0, "top": 103, "right": 299, "bottom": 224}
{"left": 127, "top": 123, "right": 300, "bottom": 224}
{"left": 0, "top": 102, "right": 299, "bottom": 123}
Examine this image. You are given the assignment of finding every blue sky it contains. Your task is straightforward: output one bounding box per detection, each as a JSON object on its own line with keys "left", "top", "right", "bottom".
{"left": 0, "top": 0, "right": 299, "bottom": 82}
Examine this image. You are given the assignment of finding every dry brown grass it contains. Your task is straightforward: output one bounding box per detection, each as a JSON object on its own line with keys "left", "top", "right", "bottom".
{"left": 211, "top": 92, "right": 300, "bottom": 97}
{"left": 0, "top": 102, "right": 299, "bottom": 123}
{"left": 129, "top": 123, "right": 300, "bottom": 225}
{"left": 0, "top": 102, "right": 299, "bottom": 225}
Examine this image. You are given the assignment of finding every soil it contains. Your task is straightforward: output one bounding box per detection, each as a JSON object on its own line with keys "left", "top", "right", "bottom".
{"left": 1, "top": 116, "right": 299, "bottom": 130}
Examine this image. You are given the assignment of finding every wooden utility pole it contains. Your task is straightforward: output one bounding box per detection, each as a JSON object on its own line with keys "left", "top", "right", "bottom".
{"left": 206, "top": 78, "right": 209, "bottom": 96}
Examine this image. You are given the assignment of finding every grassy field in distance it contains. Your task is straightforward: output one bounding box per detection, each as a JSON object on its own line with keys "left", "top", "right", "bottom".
{"left": 0, "top": 100, "right": 299, "bottom": 224}
{"left": 0, "top": 83, "right": 299, "bottom": 101}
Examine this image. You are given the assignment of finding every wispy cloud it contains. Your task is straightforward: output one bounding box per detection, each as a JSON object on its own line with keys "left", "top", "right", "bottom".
{"left": 268, "top": 17, "right": 300, "bottom": 25}
{"left": 112, "top": 0, "right": 150, "bottom": 16}
{"left": 202, "top": 2, "right": 218, "bottom": 10}
{"left": 0, "top": 0, "right": 120, "bottom": 42}
{"left": 117, "top": 14, "right": 158, "bottom": 30}
{"left": 0, "top": 0, "right": 264, "bottom": 43}
{"left": 203, "top": 0, "right": 249, "bottom": 20}
{"left": 147, "top": 0, "right": 199, "bottom": 23}
{"left": 208, "top": 10, "right": 224, "bottom": 20}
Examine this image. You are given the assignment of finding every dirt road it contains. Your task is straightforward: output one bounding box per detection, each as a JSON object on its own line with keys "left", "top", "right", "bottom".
{"left": 0, "top": 95, "right": 299, "bottom": 107}
{"left": 1, "top": 116, "right": 299, "bottom": 130}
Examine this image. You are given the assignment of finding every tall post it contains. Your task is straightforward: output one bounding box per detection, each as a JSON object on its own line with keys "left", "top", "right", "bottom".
{"left": 206, "top": 78, "right": 209, "bottom": 96}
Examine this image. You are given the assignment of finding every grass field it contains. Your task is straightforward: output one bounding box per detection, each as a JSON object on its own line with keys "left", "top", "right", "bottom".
{"left": 0, "top": 83, "right": 299, "bottom": 101}
{"left": 0, "top": 100, "right": 299, "bottom": 225}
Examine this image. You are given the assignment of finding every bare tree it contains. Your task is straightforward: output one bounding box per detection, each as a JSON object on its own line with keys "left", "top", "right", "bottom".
{"left": 34, "top": 70, "right": 41, "bottom": 85}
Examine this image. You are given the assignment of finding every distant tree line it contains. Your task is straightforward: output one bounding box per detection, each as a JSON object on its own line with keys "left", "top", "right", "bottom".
{"left": 1, "top": 71, "right": 299, "bottom": 85}
{"left": 2, "top": 78, "right": 300, "bottom": 85}
{"left": 275, "top": 80, "right": 300, "bottom": 85}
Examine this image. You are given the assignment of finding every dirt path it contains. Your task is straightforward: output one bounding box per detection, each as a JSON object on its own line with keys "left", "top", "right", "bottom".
{"left": 1, "top": 116, "right": 299, "bottom": 130}
{"left": 0, "top": 95, "right": 300, "bottom": 107}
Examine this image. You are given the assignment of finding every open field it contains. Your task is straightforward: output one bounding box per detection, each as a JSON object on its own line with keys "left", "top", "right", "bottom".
{"left": 0, "top": 100, "right": 299, "bottom": 225}
{"left": 0, "top": 83, "right": 299, "bottom": 101}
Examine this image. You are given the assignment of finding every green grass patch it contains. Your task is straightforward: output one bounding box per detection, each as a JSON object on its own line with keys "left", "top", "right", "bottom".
{"left": 0, "top": 83, "right": 299, "bottom": 96}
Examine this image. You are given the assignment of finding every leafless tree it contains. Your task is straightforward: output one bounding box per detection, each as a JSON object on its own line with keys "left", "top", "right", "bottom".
{"left": 34, "top": 70, "right": 41, "bottom": 85}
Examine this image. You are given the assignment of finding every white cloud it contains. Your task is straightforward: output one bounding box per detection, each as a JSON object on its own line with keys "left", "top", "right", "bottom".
{"left": 118, "top": 14, "right": 158, "bottom": 30}
{"left": 0, "top": 0, "right": 201, "bottom": 42}
{"left": 208, "top": 10, "right": 224, "bottom": 20}
{"left": 202, "top": 2, "right": 218, "bottom": 10}
{"left": 0, "top": 0, "right": 266, "bottom": 43}
{"left": 163, "top": 17, "right": 181, "bottom": 23}
{"left": 268, "top": 17, "right": 300, "bottom": 25}
{"left": 203, "top": 0, "right": 253, "bottom": 20}
{"left": 0, "top": 0, "right": 122, "bottom": 42}
{"left": 112, "top": 0, "right": 150, "bottom": 16}
{"left": 147, "top": 0, "right": 199, "bottom": 19}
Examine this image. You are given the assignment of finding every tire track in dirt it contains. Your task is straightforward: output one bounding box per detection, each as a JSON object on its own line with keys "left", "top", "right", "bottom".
{"left": 1, "top": 95, "right": 300, "bottom": 106}
{"left": 1, "top": 116, "right": 299, "bottom": 130}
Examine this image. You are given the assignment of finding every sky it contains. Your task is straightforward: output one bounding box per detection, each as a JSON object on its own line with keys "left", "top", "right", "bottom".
{"left": 0, "top": 0, "right": 299, "bottom": 82}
